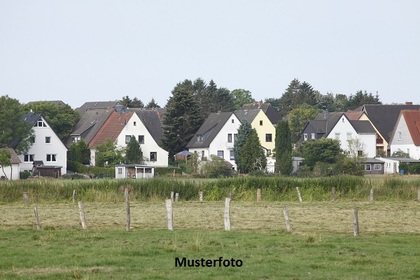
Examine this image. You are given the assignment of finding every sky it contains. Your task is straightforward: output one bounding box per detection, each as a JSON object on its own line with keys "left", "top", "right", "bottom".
{"left": 1, "top": 0, "right": 419, "bottom": 109}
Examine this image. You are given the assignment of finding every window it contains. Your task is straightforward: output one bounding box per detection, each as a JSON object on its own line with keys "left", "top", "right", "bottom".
{"left": 30, "top": 136, "right": 36, "bottom": 144}
{"left": 373, "top": 164, "right": 382, "bottom": 171}
{"left": 138, "top": 135, "right": 144, "bottom": 144}
{"left": 125, "top": 135, "right": 132, "bottom": 144}
{"left": 24, "top": 154, "right": 34, "bottom": 162}
{"left": 259, "top": 120, "right": 263, "bottom": 126}
{"left": 398, "top": 131, "right": 401, "bottom": 141}
{"left": 118, "top": 167, "right": 123, "bottom": 174}
{"left": 35, "top": 120, "right": 47, "bottom": 127}
{"left": 45, "top": 136, "right": 51, "bottom": 143}
{"left": 266, "top": 133, "right": 272, "bottom": 142}
{"left": 231, "top": 119, "right": 234, "bottom": 123}
{"left": 197, "top": 135, "right": 204, "bottom": 142}
{"left": 365, "top": 164, "right": 371, "bottom": 171}
{"left": 357, "top": 150, "right": 363, "bottom": 157}
{"left": 150, "top": 152, "right": 157, "bottom": 161}
{"left": 304, "top": 133, "right": 308, "bottom": 141}
{"left": 230, "top": 150, "right": 235, "bottom": 160}
{"left": 46, "top": 154, "right": 57, "bottom": 162}
{"left": 311, "top": 133, "right": 315, "bottom": 139}
{"left": 133, "top": 121, "right": 137, "bottom": 126}
{"left": 217, "top": 150, "right": 224, "bottom": 159}
{"left": 227, "top": 134, "right": 233, "bottom": 143}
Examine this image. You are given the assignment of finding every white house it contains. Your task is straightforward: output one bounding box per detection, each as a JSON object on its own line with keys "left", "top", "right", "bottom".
{"left": 89, "top": 109, "right": 168, "bottom": 167}
{"left": 0, "top": 148, "right": 21, "bottom": 180}
{"left": 326, "top": 114, "right": 377, "bottom": 158}
{"left": 187, "top": 112, "right": 241, "bottom": 170}
{"left": 17, "top": 113, "right": 68, "bottom": 176}
{"left": 389, "top": 110, "right": 420, "bottom": 159}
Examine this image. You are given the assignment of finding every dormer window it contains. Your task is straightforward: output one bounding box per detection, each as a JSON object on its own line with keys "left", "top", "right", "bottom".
{"left": 35, "top": 119, "right": 47, "bottom": 127}
{"left": 197, "top": 135, "right": 204, "bottom": 142}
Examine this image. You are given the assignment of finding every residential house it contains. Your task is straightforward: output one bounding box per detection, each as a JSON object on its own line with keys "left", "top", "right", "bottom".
{"left": 0, "top": 148, "right": 21, "bottom": 180}
{"left": 66, "top": 101, "right": 119, "bottom": 148}
{"left": 357, "top": 103, "right": 420, "bottom": 156}
{"left": 187, "top": 112, "right": 241, "bottom": 170}
{"left": 17, "top": 112, "right": 68, "bottom": 176}
{"left": 389, "top": 109, "right": 420, "bottom": 159}
{"left": 89, "top": 108, "right": 168, "bottom": 167}
{"left": 377, "top": 157, "right": 420, "bottom": 174}
{"left": 241, "top": 101, "right": 282, "bottom": 126}
{"left": 326, "top": 114, "right": 377, "bottom": 158}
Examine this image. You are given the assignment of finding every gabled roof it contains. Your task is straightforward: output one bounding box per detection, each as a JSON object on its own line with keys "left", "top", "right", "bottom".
{"left": 234, "top": 109, "right": 260, "bottom": 124}
{"left": 0, "top": 148, "right": 21, "bottom": 164}
{"left": 67, "top": 101, "right": 118, "bottom": 147}
{"left": 401, "top": 110, "right": 420, "bottom": 146}
{"left": 360, "top": 104, "right": 420, "bottom": 142}
{"left": 187, "top": 112, "right": 234, "bottom": 149}
{"left": 131, "top": 109, "right": 165, "bottom": 146}
{"left": 89, "top": 111, "right": 134, "bottom": 148}
{"left": 313, "top": 111, "right": 344, "bottom": 135}
{"left": 241, "top": 102, "right": 282, "bottom": 124}
{"left": 9, "top": 112, "right": 42, "bottom": 149}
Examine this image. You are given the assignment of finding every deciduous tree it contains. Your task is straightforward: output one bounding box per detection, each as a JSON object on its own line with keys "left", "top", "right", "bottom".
{"left": 288, "top": 104, "right": 320, "bottom": 143}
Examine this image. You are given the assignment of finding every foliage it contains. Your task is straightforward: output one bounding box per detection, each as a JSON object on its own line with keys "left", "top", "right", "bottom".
{"left": 23, "top": 101, "right": 80, "bottom": 141}
{"left": 231, "top": 89, "right": 254, "bottom": 109}
{"left": 392, "top": 150, "right": 409, "bottom": 158}
{"left": 233, "top": 121, "right": 252, "bottom": 173}
{"left": 162, "top": 79, "right": 204, "bottom": 158}
{"left": 239, "top": 129, "right": 267, "bottom": 173}
{"left": 201, "top": 155, "right": 233, "bottom": 178}
{"left": 145, "top": 98, "right": 160, "bottom": 108}
{"left": 399, "top": 162, "right": 420, "bottom": 174}
{"left": 288, "top": 103, "right": 319, "bottom": 143}
{"left": 347, "top": 90, "right": 381, "bottom": 110}
{"left": 120, "top": 96, "right": 144, "bottom": 108}
{"left": 0, "top": 149, "right": 11, "bottom": 179}
{"left": 300, "top": 138, "right": 345, "bottom": 170}
{"left": 275, "top": 120, "right": 293, "bottom": 175}
{"left": 94, "top": 139, "right": 124, "bottom": 167}
{"left": 276, "top": 79, "right": 318, "bottom": 116}
{"left": 67, "top": 140, "right": 90, "bottom": 165}
{"left": 125, "top": 136, "right": 143, "bottom": 164}
{"left": 0, "top": 95, "right": 33, "bottom": 153}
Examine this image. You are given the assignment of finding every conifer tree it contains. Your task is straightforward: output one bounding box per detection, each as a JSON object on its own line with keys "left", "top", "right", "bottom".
{"left": 233, "top": 121, "right": 252, "bottom": 173}
{"left": 275, "top": 120, "right": 293, "bottom": 175}
{"left": 239, "top": 129, "right": 267, "bottom": 173}
{"left": 126, "top": 136, "right": 143, "bottom": 164}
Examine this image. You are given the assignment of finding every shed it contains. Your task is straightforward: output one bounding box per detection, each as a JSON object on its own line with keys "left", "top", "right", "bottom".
{"left": 115, "top": 164, "right": 155, "bottom": 179}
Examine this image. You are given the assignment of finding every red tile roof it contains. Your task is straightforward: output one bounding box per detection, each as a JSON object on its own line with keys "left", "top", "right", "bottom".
{"left": 89, "top": 111, "right": 134, "bottom": 148}
{"left": 402, "top": 110, "right": 420, "bottom": 146}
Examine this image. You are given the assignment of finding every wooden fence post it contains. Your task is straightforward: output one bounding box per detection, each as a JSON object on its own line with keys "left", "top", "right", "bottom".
{"left": 125, "top": 188, "right": 131, "bottom": 231}
{"left": 256, "top": 188, "right": 261, "bottom": 203}
{"left": 332, "top": 187, "right": 336, "bottom": 202}
{"left": 369, "top": 188, "right": 374, "bottom": 202}
{"left": 72, "top": 190, "right": 77, "bottom": 204}
{"left": 175, "top": 193, "right": 179, "bottom": 202}
{"left": 165, "top": 199, "right": 173, "bottom": 231}
{"left": 296, "top": 187, "right": 303, "bottom": 203}
{"left": 78, "top": 201, "right": 88, "bottom": 230}
{"left": 353, "top": 208, "right": 359, "bottom": 236}
{"left": 224, "top": 197, "right": 231, "bottom": 231}
{"left": 23, "top": 192, "right": 29, "bottom": 205}
{"left": 283, "top": 207, "right": 292, "bottom": 232}
{"left": 33, "top": 206, "right": 41, "bottom": 230}
{"left": 417, "top": 189, "right": 419, "bottom": 202}
{"left": 199, "top": 191, "right": 203, "bottom": 202}
{"left": 170, "top": 191, "right": 175, "bottom": 202}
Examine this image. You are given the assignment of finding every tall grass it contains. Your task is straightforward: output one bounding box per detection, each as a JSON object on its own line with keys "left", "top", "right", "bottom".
{"left": 0, "top": 175, "right": 418, "bottom": 203}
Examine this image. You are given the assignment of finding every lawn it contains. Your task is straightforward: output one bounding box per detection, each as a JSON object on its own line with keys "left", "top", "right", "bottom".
{"left": 0, "top": 201, "right": 419, "bottom": 279}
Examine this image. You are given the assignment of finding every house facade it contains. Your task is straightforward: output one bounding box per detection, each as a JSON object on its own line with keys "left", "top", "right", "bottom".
{"left": 389, "top": 110, "right": 420, "bottom": 159}
{"left": 0, "top": 148, "right": 21, "bottom": 180}
{"left": 187, "top": 112, "right": 241, "bottom": 170}
{"left": 326, "top": 114, "right": 377, "bottom": 158}
{"left": 18, "top": 113, "right": 68, "bottom": 175}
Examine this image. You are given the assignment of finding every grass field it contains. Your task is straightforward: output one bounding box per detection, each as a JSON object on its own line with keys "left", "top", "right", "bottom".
{"left": 0, "top": 200, "right": 419, "bottom": 279}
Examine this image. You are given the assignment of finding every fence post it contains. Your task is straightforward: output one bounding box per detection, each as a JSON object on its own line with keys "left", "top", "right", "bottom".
{"left": 78, "top": 201, "right": 88, "bottom": 230}
{"left": 296, "top": 187, "right": 303, "bottom": 203}
{"left": 369, "top": 188, "right": 374, "bottom": 202}
{"left": 283, "top": 207, "right": 292, "bottom": 232}
{"left": 175, "top": 193, "right": 179, "bottom": 203}
{"left": 170, "top": 191, "right": 175, "bottom": 202}
{"left": 23, "top": 192, "right": 29, "bottom": 205}
{"left": 125, "top": 188, "right": 131, "bottom": 231}
{"left": 256, "top": 188, "right": 261, "bottom": 203}
{"left": 417, "top": 189, "right": 419, "bottom": 202}
{"left": 199, "top": 191, "right": 203, "bottom": 202}
{"left": 353, "top": 208, "right": 359, "bottom": 236}
{"left": 72, "top": 190, "right": 77, "bottom": 204}
{"left": 33, "top": 206, "right": 41, "bottom": 230}
{"left": 224, "top": 197, "right": 231, "bottom": 231}
{"left": 332, "top": 187, "right": 336, "bottom": 202}
{"left": 165, "top": 199, "right": 173, "bottom": 231}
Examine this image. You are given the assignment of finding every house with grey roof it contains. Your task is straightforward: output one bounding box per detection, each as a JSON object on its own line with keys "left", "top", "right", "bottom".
{"left": 187, "top": 112, "right": 241, "bottom": 170}
{"left": 0, "top": 148, "right": 21, "bottom": 180}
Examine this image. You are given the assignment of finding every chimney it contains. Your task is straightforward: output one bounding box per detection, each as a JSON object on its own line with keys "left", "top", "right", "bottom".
{"left": 405, "top": 102, "right": 413, "bottom": 105}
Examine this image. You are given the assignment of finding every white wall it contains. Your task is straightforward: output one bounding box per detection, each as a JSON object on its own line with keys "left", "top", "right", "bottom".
{"left": 390, "top": 116, "right": 420, "bottom": 159}
{"left": 1, "top": 163, "right": 20, "bottom": 180}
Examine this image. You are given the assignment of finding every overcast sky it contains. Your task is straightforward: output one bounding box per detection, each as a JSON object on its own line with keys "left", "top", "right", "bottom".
{"left": 1, "top": 0, "right": 419, "bottom": 109}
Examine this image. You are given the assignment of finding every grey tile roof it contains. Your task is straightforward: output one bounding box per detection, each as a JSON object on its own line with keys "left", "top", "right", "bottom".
{"left": 349, "top": 120, "right": 376, "bottom": 134}
{"left": 132, "top": 109, "right": 165, "bottom": 147}
{"left": 234, "top": 109, "right": 260, "bottom": 124}
{"left": 187, "top": 112, "right": 233, "bottom": 149}
{"left": 241, "top": 102, "right": 282, "bottom": 124}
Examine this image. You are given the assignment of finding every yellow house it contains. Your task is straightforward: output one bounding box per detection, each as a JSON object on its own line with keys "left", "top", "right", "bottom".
{"left": 234, "top": 109, "right": 276, "bottom": 156}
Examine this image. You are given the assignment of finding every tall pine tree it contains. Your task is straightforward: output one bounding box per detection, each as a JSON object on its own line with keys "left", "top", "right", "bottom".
{"left": 275, "top": 120, "right": 293, "bottom": 175}
{"left": 162, "top": 80, "right": 204, "bottom": 159}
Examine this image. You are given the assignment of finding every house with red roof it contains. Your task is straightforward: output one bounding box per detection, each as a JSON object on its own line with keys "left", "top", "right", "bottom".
{"left": 389, "top": 109, "right": 420, "bottom": 160}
